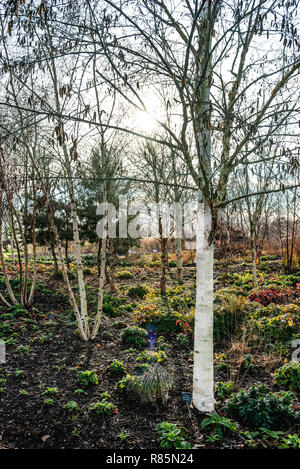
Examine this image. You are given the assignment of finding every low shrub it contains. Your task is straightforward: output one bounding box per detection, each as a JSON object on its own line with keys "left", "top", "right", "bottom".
{"left": 201, "top": 413, "right": 238, "bottom": 442}
{"left": 225, "top": 384, "right": 299, "bottom": 429}
{"left": 249, "top": 303, "right": 298, "bottom": 320}
{"left": 120, "top": 326, "right": 148, "bottom": 348}
{"left": 156, "top": 335, "right": 168, "bottom": 351}
{"left": 117, "top": 374, "right": 139, "bottom": 393}
{"left": 136, "top": 350, "right": 167, "bottom": 364}
{"left": 214, "top": 353, "right": 231, "bottom": 372}
{"left": 249, "top": 310, "right": 298, "bottom": 344}
{"left": 155, "top": 422, "right": 191, "bottom": 449}
{"left": 8, "top": 305, "right": 28, "bottom": 318}
{"left": 132, "top": 303, "right": 184, "bottom": 334}
{"left": 89, "top": 392, "right": 117, "bottom": 415}
{"left": 82, "top": 254, "right": 98, "bottom": 266}
{"left": 109, "top": 359, "right": 126, "bottom": 374}
{"left": 273, "top": 361, "right": 300, "bottom": 392}
{"left": 111, "top": 321, "right": 127, "bottom": 329}
{"left": 259, "top": 261, "right": 272, "bottom": 273}
{"left": 77, "top": 370, "right": 98, "bottom": 386}
{"left": 278, "top": 434, "right": 300, "bottom": 449}
{"left": 0, "top": 323, "right": 12, "bottom": 338}
{"left": 117, "top": 270, "right": 134, "bottom": 279}
{"left": 232, "top": 272, "right": 253, "bottom": 291}
{"left": 16, "top": 345, "right": 31, "bottom": 357}
{"left": 44, "top": 398, "right": 54, "bottom": 406}
{"left": 102, "top": 294, "right": 123, "bottom": 317}
{"left": 52, "top": 270, "right": 76, "bottom": 280}
{"left": 149, "top": 260, "right": 161, "bottom": 268}
{"left": 260, "top": 255, "right": 279, "bottom": 261}
{"left": 42, "top": 387, "right": 59, "bottom": 395}
{"left": 127, "top": 285, "right": 148, "bottom": 299}
{"left": 165, "top": 285, "right": 195, "bottom": 312}
{"left": 176, "top": 333, "right": 190, "bottom": 348}
{"left": 215, "top": 381, "right": 234, "bottom": 401}
{"left": 247, "top": 288, "right": 289, "bottom": 306}
{"left": 64, "top": 401, "right": 79, "bottom": 412}
{"left": 277, "top": 274, "right": 300, "bottom": 288}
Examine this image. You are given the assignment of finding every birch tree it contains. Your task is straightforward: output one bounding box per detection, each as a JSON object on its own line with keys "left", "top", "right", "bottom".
{"left": 85, "top": 0, "right": 299, "bottom": 413}
{"left": 0, "top": 0, "right": 299, "bottom": 412}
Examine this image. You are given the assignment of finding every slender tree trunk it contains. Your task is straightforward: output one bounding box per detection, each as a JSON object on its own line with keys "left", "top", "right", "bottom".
{"left": 160, "top": 237, "right": 168, "bottom": 296}
{"left": 157, "top": 203, "right": 168, "bottom": 298}
{"left": 0, "top": 291, "right": 11, "bottom": 307}
{"left": 0, "top": 234, "right": 11, "bottom": 305}
{"left": 68, "top": 188, "right": 90, "bottom": 338}
{"left": 11, "top": 205, "right": 29, "bottom": 305}
{"left": 193, "top": 201, "right": 214, "bottom": 413}
{"left": 65, "top": 239, "right": 70, "bottom": 270}
{"left": 97, "top": 239, "right": 101, "bottom": 277}
{"left": 45, "top": 206, "right": 88, "bottom": 341}
{"left": 172, "top": 240, "right": 176, "bottom": 254}
{"left": 47, "top": 33, "right": 90, "bottom": 338}
{"left": 176, "top": 237, "right": 183, "bottom": 284}
{"left": 108, "top": 238, "right": 116, "bottom": 293}
{"left": 11, "top": 214, "right": 23, "bottom": 301}
{"left": 91, "top": 235, "right": 107, "bottom": 339}
{"left": 289, "top": 194, "right": 296, "bottom": 273}
{"left": 10, "top": 237, "right": 14, "bottom": 264}
{"left": 250, "top": 230, "right": 258, "bottom": 289}
{"left": 0, "top": 224, "right": 18, "bottom": 305}
{"left": 28, "top": 188, "right": 38, "bottom": 306}
{"left": 286, "top": 196, "right": 290, "bottom": 272}
{"left": 51, "top": 243, "right": 59, "bottom": 276}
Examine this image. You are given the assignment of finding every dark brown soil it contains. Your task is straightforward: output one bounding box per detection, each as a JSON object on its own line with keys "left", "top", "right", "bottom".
{"left": 0, "top": 259, "right": 298, "bottom": 449}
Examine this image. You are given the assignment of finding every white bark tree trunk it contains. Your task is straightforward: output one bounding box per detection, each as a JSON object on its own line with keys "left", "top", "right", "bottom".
{"left": 192, "top": 201, "right": 214, "bottom": 413}
{"left": 250, "top": 230, "right": 258, "bottom": 289}
{"left": 92, "top": 235, "right": 107, "bottom": 339}
{"left": 10, "top": 238, "right": 14, "bottom": 264}
{"left": 11, "top": 204, "right": 29, "bottom": 305}
{"left": 176, "top": 236, "right": 183, "bottom": 284}
{"left": 69, "top": 191, "right": 90, "bottom": 338}
{"left": 28, "top": 195, "right": 38, "bottom": 306}
{"left": 0, "top": 225, "right": 18, "bottom": 305}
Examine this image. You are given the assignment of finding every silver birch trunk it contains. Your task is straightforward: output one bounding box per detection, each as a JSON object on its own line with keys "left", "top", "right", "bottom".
{"left": 192, "top": 201, "right": 214, "bottom": 413}
{"left": 11, "top": 205, "right": 29, "bottom": 305}
{"left": 0, "top": 226, "right": 18, "bottom": 305}
{"left": 91, "top": 236, "right": 107, "bottom": 339}
{"left": 250, "top": 231, "right": 258, "bottom": 289}
{"left": 69, "top": 190, "right": 90, "bottom": 339}
{"left": 176, "top": 237, "right": 183, "bottom": 284}
{"left": 28, "top": 199, "right": 38, "bottom": 306}
{"left": 10, "top": 238, "right": 14, "bottom": 264}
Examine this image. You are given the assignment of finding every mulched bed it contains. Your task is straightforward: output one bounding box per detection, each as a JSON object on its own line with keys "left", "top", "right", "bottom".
{"left": 0, "top": 318, "right": 201, "bottom": 449}
{"left": 0, "top": 259, "right": 298, "bottom": 449}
